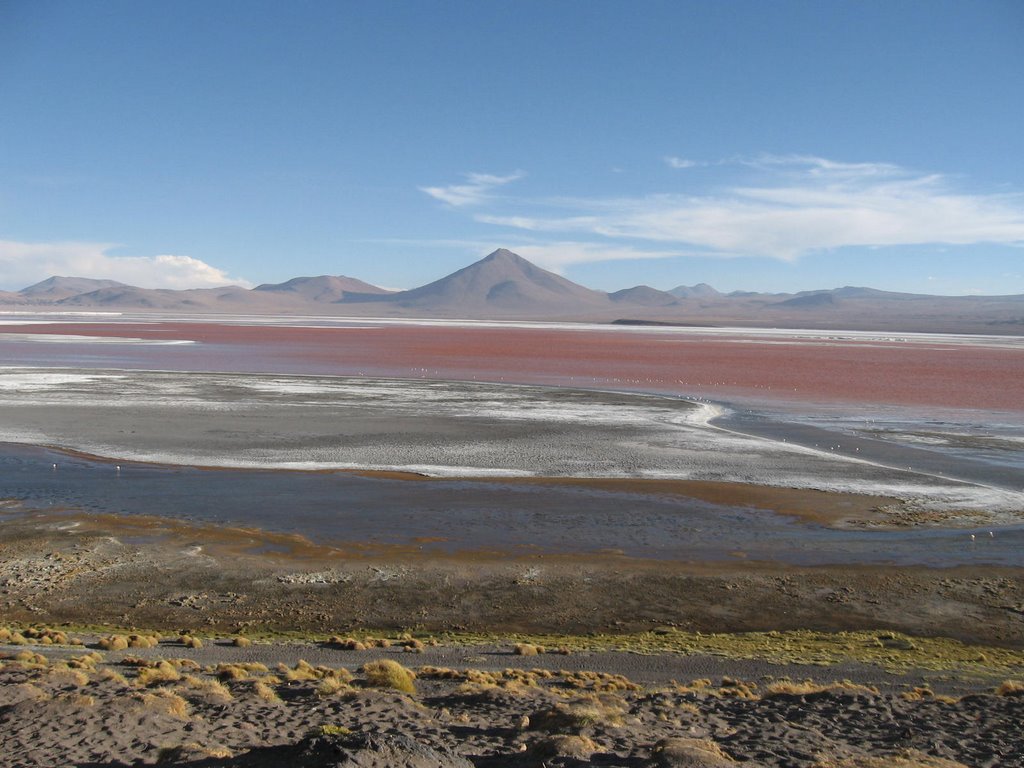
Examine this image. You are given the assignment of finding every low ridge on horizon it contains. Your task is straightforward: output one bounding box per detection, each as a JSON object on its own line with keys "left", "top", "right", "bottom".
{"left": 5, "top": 248, "right": 1023, "bottom": 334}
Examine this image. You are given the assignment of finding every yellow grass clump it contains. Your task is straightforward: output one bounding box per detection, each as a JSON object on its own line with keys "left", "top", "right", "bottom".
{"left": 232, "top": 636, "right": 252, "bottom": 647}
{"left": 139, "top": 690, "right": 191, "bottom": 720}
{"left": 651, "top": 738, "right": 736, "bottom": 764}
{"left": 13, "top": 651, "right": 48, "bottom": 667}
{"left": 251, "top": 679, "right": 281, "bottom": 703}
{"left": 54, "top": 692, "right": 96, "bottom": 708}
{"left": 178, "top": 675, "right": 234, "bottom": 703}
{"left": 95, "top": 667, "right": 130, "bottom": 687}
{"left": 763, "top": 679, "right": 879, "bottom": 698}
{"left": 214, "top": 662, "right": 271, "bottom": 681}
{"left": 136, "top": 661, "right": 182, "bottom": 687}
{"left": 16, "top": 682, "right": 51, "bottom": 701}
{"left": 995, "top": 679, "right": 1024, "bottom": 696}
{"left": 329, "top": 636, "right": 368, "bottom": 651}
{"left": 47, "top": 666, "right": 91, "bottom": 687}
{"left": 533, "top": 693, "right": 628, "bottom": 732}
{"left": 178, "top": 635, "right": 203, "bottom": 649}
{"left": 361, "top": 659, "right": 416, "bottom": 694}
{"left": 67, "top": 652, "right": 104, "bottom": 670}
{"left": 22, "top": 627, "right": 72, "bottom": 645}
{"left": 156, "top": 743, "right": 234, "bottom": 763}
{"left": 561, "top": 669, "right": 642, "bottom": 693}
{"left": 98, "top": 635, "right": 130, "bottom": 651}
{"left": 514, "top": 642, "right": 545, "bottom": 656}
{"left": 529, "top": 734, "right": 599, "bottom": 760}
{"left": 315, "top": 676, "right": 353, "bottom": 697}
{"left": 278, "top": 659, "right": 320, "bottom": 681}
{"left": 126, "top": 634, "right": 160, "bottom": 649}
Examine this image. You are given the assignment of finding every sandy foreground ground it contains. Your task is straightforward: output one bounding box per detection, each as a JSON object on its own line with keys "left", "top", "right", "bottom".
{"left": 2, "top": 628, "right": 1023, "bottom": 768}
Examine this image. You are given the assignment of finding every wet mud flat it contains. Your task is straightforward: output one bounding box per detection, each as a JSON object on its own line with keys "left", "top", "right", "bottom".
{"left": 2, "top": 505, "right": 1023, "bottom": 649}
{"left": 1, "top": 367, "right": 1021, "bottom": 529}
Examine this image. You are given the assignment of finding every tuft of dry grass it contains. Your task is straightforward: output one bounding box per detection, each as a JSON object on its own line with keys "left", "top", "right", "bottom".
{"left": 561, "top": 669, "right": 642, "bottom": 693}
{"left": 13, "top": 651, "right": 48, "bottom": 667}
{"left": 529, "top": 734, "right": 599, "bottom": 760}
{"left": 139, "top": 690, "right": 192, "bottom": 720}
{"left": 762, "top": 679, "right": 879, "bottom": 698}
{"left": 54, "top": 692, "right": 96, "bottom": 708}
{"left": 214, "top": 662, "right": 270, "bottom": 681}
{"left": 156, "top": 742, "right": 234, "bottom": 763}
{"left": 136, "top": 661, "right": 182, "bottom": 687}
{"left": 360, "top": 659, "right": 416, "bottom": 694}
{"left": 995, "top": 679, "right": 1024, "bottom": 696}
{"left": 278, "top": 659, "right": 320, "bottom": 681}
{"left": 400, "top": 637, "right": 425, "bottom": 653}
{"left": 47, "top": 666, "right": 91, "bottom": 687}
{"left": 514, "top": 642, "right": 545, "bottom": 656}
{"left": 16, "top": 682, "right": 51, "bottom": 701}
{"left": 23, "top": 626, "right": 73, "bottom": 645}
{"left": 251, "top": 679, "right": 281, "bottom": 703}
{"left": 95, "top": 667, "right": 130, "bottom": 687}
{"left": 178, "top": 675, "right": 234, "bottom": 703}
{"left": 178, "top": 635, "right": 203, "bottom": 649}
{"left": 231, "top": 636, "right": 252, "bottom": 647}
{"left": 67, "top": 652, "right": 104, "bottom": 670}
{"left": 315, "top": 676, "right": 353, "bottom": 697}
{"left": 98, "top": 635, "right": 130, "bottom": 651}
{"left": 329, "top": 636, "right": 368, "bottom": 651}
{"left": 651, "top": 738, "right": 736, "bottom": 764}
{"left": 532, "top": 693, "right": 628, "bottom": 733}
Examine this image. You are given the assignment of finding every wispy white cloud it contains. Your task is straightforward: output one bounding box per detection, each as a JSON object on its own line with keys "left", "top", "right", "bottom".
{"left": 463, "top": 155, "right": 1024, "bottom": 262}
{"left": 503, "top": 242, "right": 685, "bottom": 273}
{"left": 0, "top": 240, "right": 251, "bottom": 291}
{"left": 664, "top": 156, "right": 698, "bottom": 169}
{"left": 420, "top": 170, "right": 525, "bottom": 207}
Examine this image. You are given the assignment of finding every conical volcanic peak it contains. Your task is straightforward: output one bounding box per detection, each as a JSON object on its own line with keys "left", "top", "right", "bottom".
{"left": 392, "top": 248, "right": 609, "bottom": 312}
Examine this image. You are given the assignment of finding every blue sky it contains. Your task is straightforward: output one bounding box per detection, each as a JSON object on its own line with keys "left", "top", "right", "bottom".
{"left": 1, "top": 0, "right": 1022, "bottom": 294}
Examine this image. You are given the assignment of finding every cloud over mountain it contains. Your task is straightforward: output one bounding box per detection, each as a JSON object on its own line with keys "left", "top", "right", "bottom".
{"left": 0, "top": 241, "right": 250, "bottom": 291}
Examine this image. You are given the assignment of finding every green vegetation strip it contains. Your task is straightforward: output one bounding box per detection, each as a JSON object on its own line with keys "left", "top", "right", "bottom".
{"left": 440, "top": 629, "right": 1024, "bottom": 676}
{"left": 5, "top": 623, "right": 1024, "bottom": 676}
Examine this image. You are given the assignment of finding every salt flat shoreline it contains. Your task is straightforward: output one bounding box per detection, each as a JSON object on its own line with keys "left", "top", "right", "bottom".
{"left": 1, "top": 366, "right": 1021, "bottom": 528}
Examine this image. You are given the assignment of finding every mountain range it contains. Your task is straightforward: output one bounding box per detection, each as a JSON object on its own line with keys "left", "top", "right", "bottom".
{"left": 2, "top": 248, "right": 1022, "bottom": 333}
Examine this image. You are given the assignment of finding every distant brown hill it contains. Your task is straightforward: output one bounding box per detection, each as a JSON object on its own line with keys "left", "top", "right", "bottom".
{"left": 254, "top": 275, "right": 394, "bottom": 302}
{"left": 19, "top": 276, "right": 129, "bottom": 301}
{"left": 4, "top": 249, "right": 1024, "bottom": 334}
